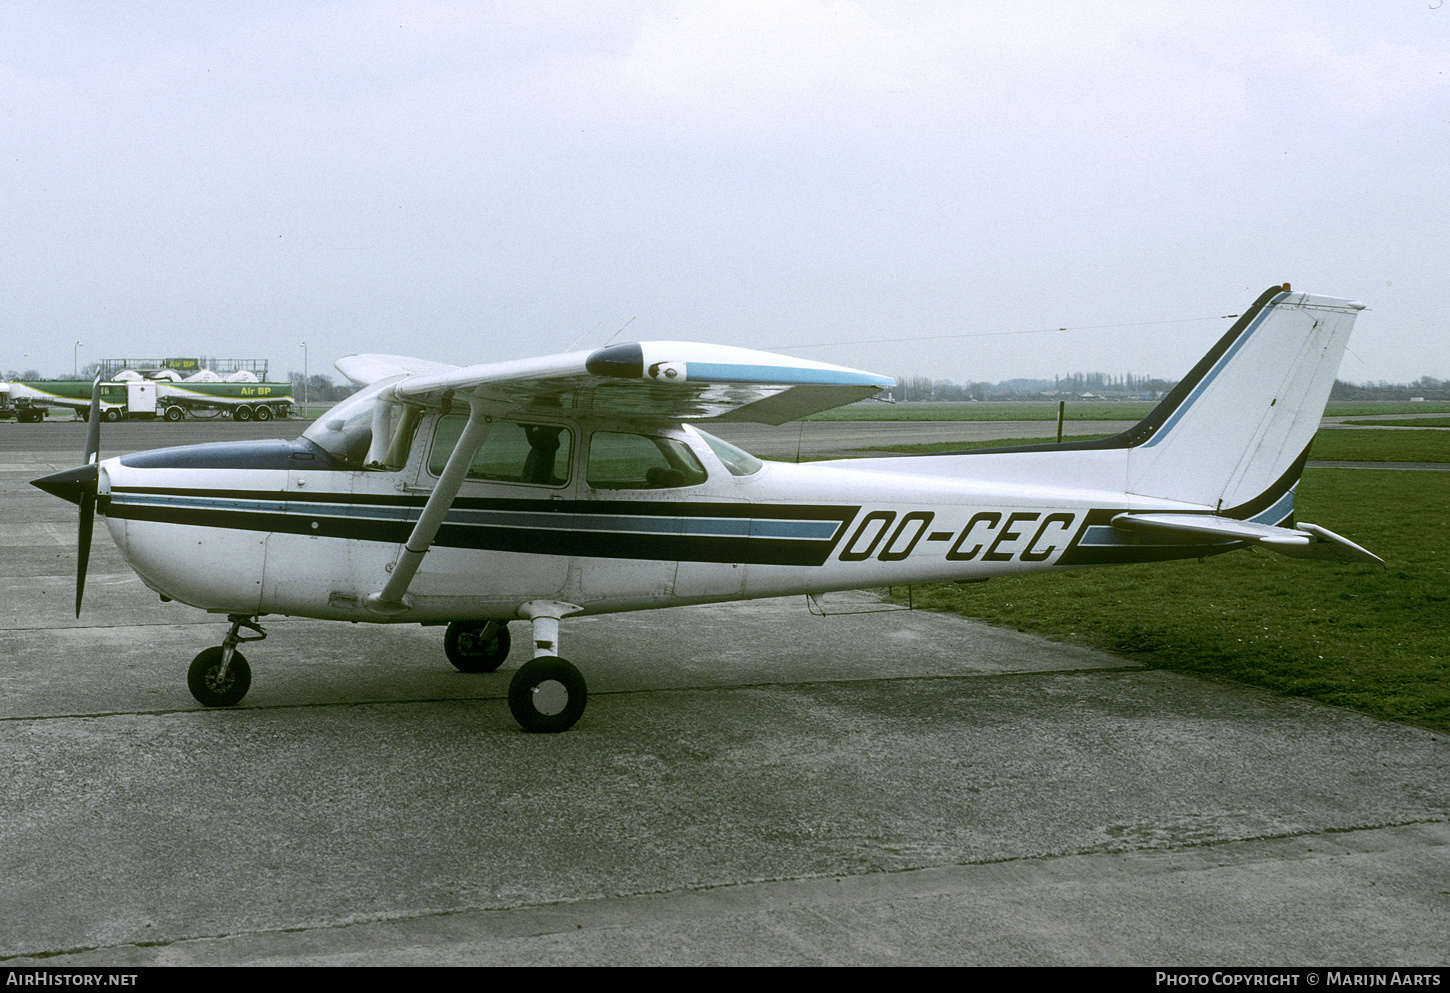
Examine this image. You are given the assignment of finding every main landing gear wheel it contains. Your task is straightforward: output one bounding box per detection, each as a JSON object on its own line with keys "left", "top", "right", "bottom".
{"left": 444, "top": 620, "right": 511, "bottom": 673}
{"left": 188, "top": 646, "right": 252, "bottom": 707}
{"left": 508, "top": 657, "right": 586, "bottom": 733}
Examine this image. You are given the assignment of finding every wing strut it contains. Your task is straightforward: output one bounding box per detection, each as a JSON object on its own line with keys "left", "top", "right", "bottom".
{"left": 364, "top": 397, "right": 500, "bottom": 614}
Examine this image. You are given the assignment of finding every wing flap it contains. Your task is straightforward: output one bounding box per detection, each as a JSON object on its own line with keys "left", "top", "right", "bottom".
{"left": 711, "top": 384, "right": 887, "bottom": 425}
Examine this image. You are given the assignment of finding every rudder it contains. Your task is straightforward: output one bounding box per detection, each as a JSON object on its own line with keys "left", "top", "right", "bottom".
{"left": 1123, "top": 285, "right": 1363, "bottom": 516}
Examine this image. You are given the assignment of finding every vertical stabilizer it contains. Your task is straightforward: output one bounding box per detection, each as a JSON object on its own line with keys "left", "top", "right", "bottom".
{"left": 1124, "top": 286, "right": 1363, "bottom": 517}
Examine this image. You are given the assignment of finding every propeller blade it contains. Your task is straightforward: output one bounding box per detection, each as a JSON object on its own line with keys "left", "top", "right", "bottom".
{"left": 76, "top": 489, "right": 95, "bottom": 617}
{"left": 30, "top": 376, "right": 105, "bottom": 616}
{"left": 76, "top": 375, "right": 102, "bottom": 615}
{"left": 84, "top": 374, "right": 102, "bottom": 465}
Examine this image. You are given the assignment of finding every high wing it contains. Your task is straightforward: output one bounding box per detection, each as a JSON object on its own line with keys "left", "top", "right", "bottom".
{"left": 336, "top": 342, "right": 894, "bottom": 425}
{"left": 335, "top": 354, "right": 461, "bottom": 386}
{"left": 339, "top": 340, "right": 893, "bottom": 614}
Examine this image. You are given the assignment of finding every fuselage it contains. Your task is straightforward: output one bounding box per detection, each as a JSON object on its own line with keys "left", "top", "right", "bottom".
{"left": 94, "top": 403, "right": 1251, "bottom": 624}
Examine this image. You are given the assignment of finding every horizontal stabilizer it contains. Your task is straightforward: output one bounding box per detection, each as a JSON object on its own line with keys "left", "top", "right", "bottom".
{"left": 1291, "top": 522, "right": 1386, "bottom": 564}
{"left": 1111, "top": 513, "right": 1382, "bottom": 564}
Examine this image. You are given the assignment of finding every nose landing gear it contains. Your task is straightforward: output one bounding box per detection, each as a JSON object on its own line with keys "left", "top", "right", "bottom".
{"left": 187, "top": 615, "right": 266, "bottom": 707}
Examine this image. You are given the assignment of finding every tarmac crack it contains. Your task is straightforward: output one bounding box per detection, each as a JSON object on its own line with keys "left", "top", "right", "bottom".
{"left": 0, "top": 666, "right": 1146, "bottom": 723}
{"left": 4, "top": 820, "right": 1447, "bottom": 966}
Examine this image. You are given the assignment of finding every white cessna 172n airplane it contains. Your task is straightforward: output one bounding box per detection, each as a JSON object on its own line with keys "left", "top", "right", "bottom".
{"left": 33, "top": 284, "right": 1381, "bottom": 732}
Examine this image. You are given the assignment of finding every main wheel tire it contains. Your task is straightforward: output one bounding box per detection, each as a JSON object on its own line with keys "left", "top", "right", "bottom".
{"left": 508, "top": 656, "right": 586, "bottom": 733}
{"left": 254, "top": 405, "right": 272, "bottom": 421}
{"left": 164, "top": 406, "right": 184, "bottom": 421}
{"left": 187, "top": 647, "right": 252, "bottom": 707}
{"left": 234, "top": 405, "right": 252, "bottom": 422}
{"left": 444, "top": 620, "right": 511, "bottom": 673}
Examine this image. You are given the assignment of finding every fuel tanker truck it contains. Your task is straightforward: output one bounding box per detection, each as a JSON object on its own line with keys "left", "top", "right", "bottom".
{"left": 1, "top": 360, "right": 293, "bottom": 422}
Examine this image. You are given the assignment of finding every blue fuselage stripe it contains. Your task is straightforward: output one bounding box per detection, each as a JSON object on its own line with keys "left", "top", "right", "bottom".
{"left": 107, "top": 492, "right": 842, "bottom": 541}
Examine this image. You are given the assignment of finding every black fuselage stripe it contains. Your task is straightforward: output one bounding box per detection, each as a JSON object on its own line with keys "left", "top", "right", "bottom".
{"left": 110, "top": 486, "right": 855, "bottom": 520}
{"left": 105, "top": 495, "right": 859, "bottom": 567}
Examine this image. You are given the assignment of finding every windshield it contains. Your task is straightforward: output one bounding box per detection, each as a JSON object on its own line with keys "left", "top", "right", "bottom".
{"left": 694, "top": 428, "right": 764, "bottom": 476}
{"left": 300, "top": 377, "right": 399, "bottom": 465}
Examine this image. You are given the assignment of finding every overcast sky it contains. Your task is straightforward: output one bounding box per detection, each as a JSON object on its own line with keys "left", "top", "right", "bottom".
{"left": 4, "top": 1, "right": 1447, "bottom": 387}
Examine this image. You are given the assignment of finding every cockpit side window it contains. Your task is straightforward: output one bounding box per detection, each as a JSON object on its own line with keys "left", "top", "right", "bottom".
{"left": 586, "top": 431, "right": 708, "bottom": 490}
{"left": 428, "top": 416, "right": 573, "bottom": 487}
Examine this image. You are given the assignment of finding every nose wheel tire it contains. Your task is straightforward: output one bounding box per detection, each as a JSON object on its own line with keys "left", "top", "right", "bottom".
{"left": 508, "top": 656, "right": 586, "bottom": 733}
{"left": 444, "top": 620, "right": 511, "bottom": 672}
{"left": 188, "top": 647, "right": 252, "bottom": 707}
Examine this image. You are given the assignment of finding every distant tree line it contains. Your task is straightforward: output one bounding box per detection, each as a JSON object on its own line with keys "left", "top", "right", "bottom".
{"left": 892, "top": 372, "right": 1179, "bottom": 402}
{"left": 285, "top": 372, "right": 361, "bottom": 404}
{"left": 891, "top": 373, "right": 1450, "bottom": 402}
{"left": 1328, "top": 377, "right": 1450, "bottom": 401}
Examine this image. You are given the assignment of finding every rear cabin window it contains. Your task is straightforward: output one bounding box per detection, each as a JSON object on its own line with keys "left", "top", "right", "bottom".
{"left": 429, "top": 417, "right": 572, "bottom": 487}
{"left": 587, "top": 432, "right": 708, "bottom": 490}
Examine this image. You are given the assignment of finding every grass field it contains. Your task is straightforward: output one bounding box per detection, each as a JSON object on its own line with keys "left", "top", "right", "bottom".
{"left": 901, "top": 470, "right": 1449, "bottom": 733}
{"left": 859, "top": 428, "right": 1450, "bottom": 463}
{"left": 810, "top": 399, "right": 1450, "bottom": 421}
{"left": 858, "top": 429, "right": 1448, "bottom": 732}
{"left": 1324, "top": 401, "right": 1450, "bottom": 416}
{"left": 1309, "top": 430, "right": 1450, "bottom": 462}
{"left": 1345, "top": 417, "right": 1450, "bottom": 428}
{"left": 808, "top": 400, "right": 1156, "bottom": 421}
